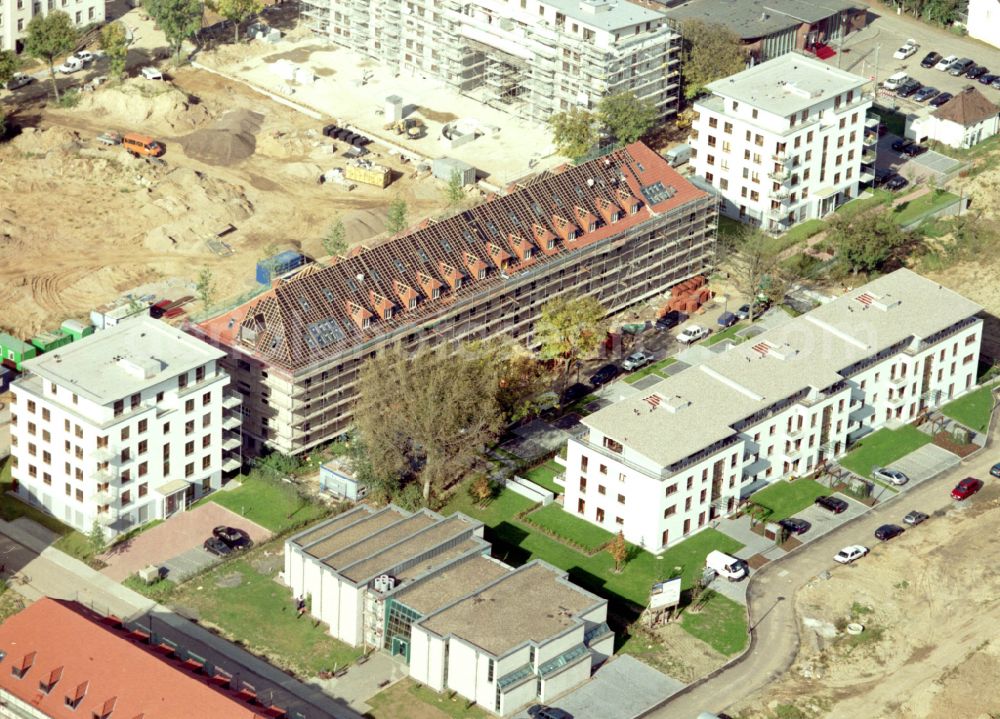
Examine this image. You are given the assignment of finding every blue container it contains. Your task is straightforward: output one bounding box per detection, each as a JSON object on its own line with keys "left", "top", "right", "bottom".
{"left": 256, "top": 251, "right": 306, "bottom": 285}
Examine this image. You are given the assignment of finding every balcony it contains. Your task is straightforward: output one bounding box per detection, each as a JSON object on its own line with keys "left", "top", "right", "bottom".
{"left": 222, "top": 436, "right": 241, "bottom": 452}
{"left": 865, "top": 116, "right": 880, "bottom": 129}
{"left": 222, "top": 415, "right": 241, "bottom": 431}
{"left": 769, "top": 187, "right": 790, "bottom": 200}
{"left": 861, "top": 149, "right": 876, "bottom": 164}
{"left": 768, "top": 167, "right": 790, "bottom": 182}
{"left": 863, "top": 132, "right": 877, "bottom": 147}
{"left": 94, "top": 486, "right": 119, "bottom": 504}
{"left": 859, "top": 170, "right": 875, "bottom": 184}
{"left": 886, "top": 391, "right": 908, "bottom": 407}
{"left": 888, "top": 374, "right": 909, "bottom": 386}
{"left": 223, "top": 393, "right": 242, "bottom": 410}
{"left": 742, "top": 457, "right": 770, "bottom": 478}
{"left": 849, "top": 405, "right": 875, "bottom": 422}
{"left": 771, "top": 152, "right": 790, "bottom": 163}
{"left": 222, "top": 457, "right": 242, "bottom": 473}
{"left": 93, "top": 446, "right": 115, "bottom": 462}
{"left": 93, "top": 467, "right": 116, "bottom": 483}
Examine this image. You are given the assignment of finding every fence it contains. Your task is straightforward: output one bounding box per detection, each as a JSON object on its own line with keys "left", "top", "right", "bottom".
{"left": 501, "top": 475, "right": 555, "bottom": 505}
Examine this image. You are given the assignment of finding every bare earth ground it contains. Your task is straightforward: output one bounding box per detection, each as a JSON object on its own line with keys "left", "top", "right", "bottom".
{"left": 730, "top": 496, "right": 1000, "bottom": 719}
{"left": 0, "top": 24, "right": 451, "bottom": 336}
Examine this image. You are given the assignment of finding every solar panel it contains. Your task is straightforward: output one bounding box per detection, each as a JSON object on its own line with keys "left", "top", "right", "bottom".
{"left": 417, "top": 248, "right": 429, "bottom": 263}
{"left": 441, "top": 238, "right": 452, "bottom": 252}
{"left": 640, "top": 182, "right": 676, "bottom": 206}
{"left": 485, "top": 220, "right": 500, "bottom": 238}
{"left": 305, "top": 319, "right": 346, "bottom": 350}
{"left": 322, "top": 289, "right": 334, "bottom": 302}
{"left": 531, "top": 202, "right": 542, "bottom": 218}
{"left": 393, "top": 259, "right": 406, "bottom": 274}
{"left": 508, "top": 211, "right": 521, "bottom": 227}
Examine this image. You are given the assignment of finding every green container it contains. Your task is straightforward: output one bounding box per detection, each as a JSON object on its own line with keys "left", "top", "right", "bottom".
{"left": 60, "top": 319, "right": 94, "bottom": 341}
{"left": 31, "top": 330, "right": 72, "bottom": 353}
{"left": 0, "top": 333, "right": 37, "bottom": 371}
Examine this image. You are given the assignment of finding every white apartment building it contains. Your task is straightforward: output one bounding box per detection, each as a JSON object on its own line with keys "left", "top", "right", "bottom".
{"left": 967, "top": 0, "right": 1000, "bottom": 50}
{"left": 690, "top": 52, "right": 873, "bottom": 233}
{"left": 0, "top": 0, "right": 104, "bottom": 53}
{"left": 298, "top": 0, "right": 681, "bottom": 123}
{"left": 564, "top": 269, "right": 982, "bottom": 551}
{"left": 9, "top": 317, "right": 241, "bottom": 538}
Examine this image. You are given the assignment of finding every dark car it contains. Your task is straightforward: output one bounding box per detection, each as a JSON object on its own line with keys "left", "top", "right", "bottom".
{"left": 966, "top": 65, "right": 988, "bottom": 79}
{"left": 204, "top": 537, "right": 234, "bottom": 557}
{"left": 990, "top": 462, "right": 1000, "bottom": 478}
{"left": 527, "top": 707, "right": 572, "bottom": 719}
{"left": 778, "top": 517, "right": 811, "bottom": 535}
{"left": 913, "top": 86, "right": 939, "bottom": 102}
{"left": 948, "top": 58, "right": 974, "bottom": 76}
{"left": 885, "top": 174, "right": 909, "bottom": 191}
{"left": 951, "top": 477, "right": 983, "bottom": 500}
{"left": 993, "top": 77, "right": 1000, "bottom": 90}
{"left": 902, "top": 142, "right": 926, "bottom": 157}
{"left": 891, "top": 138, "right": 913, "bottom": 152}
{"left": 589, "top": 364, "right": 619, "bottom": 387}
{"left": 980, "top": 73, "right": 998, "bottom": 86}
{"left": 213, "top": 525, "right": 253, "bottom": 550}
{"left": 920, "top": 51, "right": 942, "bottom": 68}
{"left": 815, "top": 495, "right": 849, "bottom": 514}
{"left": 874, "top": 523, "right": 905, "bottom": 541}
{"left": 873, "top": 167, "right": 895, "bottom": 187}
{"left": 717, "top": 311, "right": 738, "bottom": 328}
{"left": 930, "top": 92, "right": 953, "bottom": 107}
{"left": 560, "top": 382, "right": 590, "bottom": 407}
{"left": 655, "top": 310, "right": 688, "bottom": 331}
{"left": 896, "top": 80, "right": 922, "bottom": 98}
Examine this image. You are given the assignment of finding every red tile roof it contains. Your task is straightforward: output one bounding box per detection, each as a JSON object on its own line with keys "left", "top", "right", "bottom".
{"left": 197, "top": 142, "right": 707, "bottom": 371}
{"left": 0, "top": 599, "right": 269, "bottom": 719}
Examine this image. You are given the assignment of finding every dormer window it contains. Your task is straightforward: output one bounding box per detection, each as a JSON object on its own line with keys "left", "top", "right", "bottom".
{"left": 478, "top": 268, "right": 487, "bottom": 280}
{"left": 567, "top": 230, "right": 577, "bottom": 241}
{"left": 588, "top": 222, "right": 596, "bottom": 232}
{"left": 524, "top": 247, "right": 533, "bottom": 260}
{"left": 408, "top": 297, "right": 417, "bottom": 310}
{"left": 630, "top": 203, "right": 639, "bottom": 214}
{"left": 362, "top": 316, "right": 372, "bottom": 329}
{"left": 431, "top": 287, "right": 441, "bottom": 299}
{"left": 454, "top": 277, "right": 463, "bottom": 290}
{"left": 12, "top": 652, "right": 35, "bottom": 679}
{"left": 611, "top": 212, "right": 620, "bottom": 222}
{"left": 383, "top": 307, "right": 392, "bottom": 320}
{"left": 65, "top": 680, "right": 88, "bottom": 710}
{"left": 547, "top": 238, "right": 556, "bottom": 251}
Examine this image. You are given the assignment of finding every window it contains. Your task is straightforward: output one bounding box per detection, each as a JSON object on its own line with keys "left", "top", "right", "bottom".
{"left": 42, "top": 408, "right": 50, "bottom": 421}
{"left": 138, "top": 461, "right": 147, "bottom": 477}
{"left": 156, "top": 391, "right": 164, "bottom": 403}
{"left": 752, "top": 109, "right": 758, "bottom": 119}
{"left": 686, "top": 476, "right": 693, "bottom": 490}
{"left": 185, "top": 463, "right": 195, "bottom": 478}
{"left": 137, "top": 440, "right": 147, "bottom": 455}
{"left": 75, "top": 489, "right": 83, "bottom": 502}
{"left": 202, "top": 391, "right": 211, "bottom": 406}
{"left": 664, "top": 505, "right": 676, "bottom": 517}
{"left": 577, "top": 498, "right": 585, "bottom": 514}
{"left": 196, "top": 365, "right": 206, "bottom": 382}
{"left": 722, "top": 141, "right": 731, "bottom": 153}
{"left": 596, "top": 507, "right": 605, "bottom": 523}
{"left": 665, "top": 483, "right": 677, "bottom": 496}
{"left": 617, "top": 493, "right": 625, "bottom": 504}
{"left": 121, "top": 447, "right": 130, "bottom": 462}
{"left": 723, "top": 122, "right": 732, "bottom": 134}
{"left": 139, "top": 483, "right": 148, "bottom": 497}
{"left": 720, "top": 178, "right": 729, "bottom": 190}
{"left": 185, "top": 420, "right": 194, "bottom": 436}
{"left": 185, "top": 399, "right": 194, "bottom": 413}
{"left": 598, "top": 485, "right": 606, "bottom": 495}
{"left": 599, "top": 464, "right": 608, "bottom": 475}
{"left": 74, "top": 425, "right": 83, "bottom": 439}
{"left": 202, "top": 456, "right": 211, "bottom": 470}
{"left": 138, "top": 419, "right": 147, "bottom": 434}
{"left": 179, "top": 374, "right": 188, "bottom": 389}
{"left": 579, "top": 477, "right": 587, "bottom": 492}
{"left": 580, "top": 455, "right": 588, "bottom": 472}
{"left": 202, "top": 413, "right": 211, "bottom": 428}
{"left": 202, "top": 434, "right": 211, "bottom": 448}
{"left": 602, "top": 437, "right": 623, "bottom": 454}
{"left": 754, "top": 134, "right": 763, "bottom": 147}
{"left": 121, "top": 469, "right": 131, "bottom": 483}
{"left": 708, "top": 117, "right": 717, "bottom": 128}
{"left": 705, "top": 172, "right": 714, "bottom": 183}
{"left": 185, "top": 441, "right": 194, "bottom": 456}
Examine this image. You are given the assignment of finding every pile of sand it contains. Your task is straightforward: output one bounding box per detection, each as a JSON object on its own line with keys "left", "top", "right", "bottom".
{"left": 75, "top": 80, "right": 210, "bottom": 131}
{"left": 180, "top": 109, "right": 264, "bottom": 166}
{"left": 6, "top": 126, "right": 84, "bottom": 155}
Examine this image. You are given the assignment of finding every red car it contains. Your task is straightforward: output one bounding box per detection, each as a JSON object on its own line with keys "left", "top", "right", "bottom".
{"left": 951, "top": 477, "right": 983, "bottom": 500}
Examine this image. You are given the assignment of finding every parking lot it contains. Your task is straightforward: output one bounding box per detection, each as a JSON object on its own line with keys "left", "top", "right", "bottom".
{"left": 885, "top": 443, "right": 962, "bottom": 487}
{"left": 788, "top": 493, "right": 870, "bottom": 545}
{"left": 874, "top": 132, "right": 964, "bottom": 184}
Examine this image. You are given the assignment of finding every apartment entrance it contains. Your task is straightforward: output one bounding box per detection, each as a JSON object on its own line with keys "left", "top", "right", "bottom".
{"left": 157, "top": 480, "right": 191, "bottom": 518}
{"left": 391, "top": 637, "right": 410, "bottom": 662}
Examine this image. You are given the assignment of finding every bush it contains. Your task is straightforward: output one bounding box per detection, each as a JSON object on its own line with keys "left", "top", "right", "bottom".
{"left": 56, "top": 89, "right": 80, "bottom": 108}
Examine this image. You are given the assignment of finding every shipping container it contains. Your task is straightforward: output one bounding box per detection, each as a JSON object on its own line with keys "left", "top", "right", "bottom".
{"left": 344, "top": 159, "right": 392, "bottom": 188}
{"left": 0, "top": 332, "right": 37, "bottom": 371}
{"left": 256, "top": 250, "right": 307, "bottom": 286}
{"left": 60, "top": 318, "right": 94, "bottom": 341}
{"left": 432, "top": 157, "right": 476, "bottom": 186}
{"left": 31, "top": 330, "right": 72, "bottom": 353}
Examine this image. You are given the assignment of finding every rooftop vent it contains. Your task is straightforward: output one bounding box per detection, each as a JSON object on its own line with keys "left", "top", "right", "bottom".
{"left": 117, "top": 356, "right": 162, "bottom": 380}
{"left": 643, "top": 394, "right": 690, "bottom": 413}
{"left": 854, "top": 291, "right": 901, "bottom": 311}
{"left": 750, "top": 340, "right": 797, "bottom": 361}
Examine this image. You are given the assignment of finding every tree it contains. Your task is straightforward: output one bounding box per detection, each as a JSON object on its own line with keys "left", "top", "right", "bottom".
{"left": 609, "top": 530, "right": 628, "bottom": 573}
{"left": 100, "top": 22, "right": 128, "bottom": 81}
{"left": 323, "top": 216, "right": 347, "bottom": 258}
{"left": 678, "top": 19, "right": 745, "bottom": 99}
{"left": 89, "top": 519, "right": 107, "bottom": 554}
{"left": 548, "top": 106, "right": 598, "bottom": 161}
{"left": 196, "top": 267, "right": 215, "bottom": 307}
{"left": 828, "top": 208, "right": 909, "bottom": 274}
{"left": 597, "top": 91, "right": 659, "bottom": 145}
{"left": 445, "top": 169, "right": 465, "bottom": 207}
{"left": 385, "top": 198, "right": 408, "bottom": 235}
{"left": 725, "top": 226, "right": 780, "bottom": 322}
{"left": 0, "top": 50, "right": 17, "bottom": 88}
{"left": 465, "top": 339, "right": 552, "bottom": 424}
{"left": 354, "top": 345, "right": 505, "bottom": 502}
{"left": 346, "top": 434, "right": 400, "bottom": 506}
{"left": 535, "top": 295, "right": 607, "bottom": 398}
{"left": 145, "top": 0, "right": 202, "bottom": 64}
{"left": 24, "top": 11, "right": 77, "bottom": 102}
{"left": 208, "top": 0, "right": 263, "bottom": 42}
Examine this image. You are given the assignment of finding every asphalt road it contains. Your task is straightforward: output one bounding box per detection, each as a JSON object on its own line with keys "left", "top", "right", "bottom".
{"left": 640, "top": 421, "right": 999, "bottom": 719}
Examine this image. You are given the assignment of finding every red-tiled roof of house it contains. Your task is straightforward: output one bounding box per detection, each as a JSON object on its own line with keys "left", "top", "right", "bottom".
{"left": 932, "top": 86, "right": 999, "bottom": 127}
{"left": 0, "top": 598, "right": 268, "bottom": 719}
{"left": 196, "top": 142, "right": 707, "bottom": 372}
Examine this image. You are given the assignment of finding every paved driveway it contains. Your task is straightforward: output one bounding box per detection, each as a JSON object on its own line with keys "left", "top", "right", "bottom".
{"left": 100, "top": 503, "right": 271, "bottom": 582}
{"left": 886, "top": 443, "right": 961, "bottom": 487}
{"left": 790, "top": 493, "right": 869, "bottom": 545}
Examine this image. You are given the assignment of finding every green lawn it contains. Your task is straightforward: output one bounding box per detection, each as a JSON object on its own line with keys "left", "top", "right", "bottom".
{"left": 524, "top": 503, "right": 616, "bottom": 552}
{"left": 169, "top": 556, "right": 362, "bottom": 676}
{"left": 705, "top": 323, "right": 748, "bottom": 346}
{"left": 892, "top": 190, "right": 960, "bottom": 226}
{"left": 368, "top": 678, "right": 492, "bottom": 719}
{"left": 200, "top": 476, "right": 330, "bottom": 533}
{"left": 623, "top": 358, "right": 677, "bottom": 384}
{"left": 750, "top": 479, "right": 831, "bottom": 521}
{"left": 941, "top": 385, "right": 995, "bottom": 433}
{"left": 521, "top": 460, "right": 564, "bottom": 494}
{"left": 779, "top": 218, "right": 827, "bottom": 245}
{"left": 0, "top": 459, "right": 73, "bottom": 537}
{"left": 717, "top": 215, "right": 743, "bottom": 240}
{"left": 681, "top": 590, "right": 748, "bottom": 655}
{"left": 835, "top": 189, "right": 893, "bottom": 220}
{"left": 838, "top": 426, "right": 932, "bottom": 479}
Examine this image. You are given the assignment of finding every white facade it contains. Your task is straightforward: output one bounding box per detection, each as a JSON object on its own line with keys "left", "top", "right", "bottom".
{"left": 9, "top": 317, "right": 240, "bottom": 538}
{"left": 908, "top": 97, "right": 1000, "bottom": 150}
{"left": 0, "top": 0, "right": 104, "bottom": 53}
{"left": 967, "top": 0, "right": 1000, "bottom": 49}
{"left": 298, "top": 0, "right": 681, "bottom": 124}
{"left": 564, "top": 269, "right": 983, "bottom": 551}
{"left": 690, "top": 52, "right": 873, "bottom": 233}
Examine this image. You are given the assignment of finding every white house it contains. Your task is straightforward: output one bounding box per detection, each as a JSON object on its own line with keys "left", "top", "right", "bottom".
{"left": 0, "top": 0, "right": 104, "bottom": 54}
{"left": 967, "top": 0, "right": 1000, "bottom": 49}
{"left": 9, "top": 317, "right": 241, "bottom": 537}
{"left": 908, "top": 86, "right": 1000, "bottom": 150}
{"left": 563, "top": 269, "right": 982, "bottom": 551}
{"left": 690, "top": 52, "right": 873, "bottom": 233}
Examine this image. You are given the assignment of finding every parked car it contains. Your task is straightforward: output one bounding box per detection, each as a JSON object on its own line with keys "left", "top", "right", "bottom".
{"left": 655, "top": 310, "right": 688, "bottom": 331}
{"left": 834, "top": 545, "right": 868, "bottom": 564}
{"left": 896, "top": 79, "right": 923, "bottom": 98}
{"left": 815, "top": 495, "right": 848, "bottom": 514}
{"left": 891, "top": 138, "right": 913, "bottom": 152}
{"left": 992, "top": 77, "right": 1000, "bottom": 90}
{"left": 778, "top": 517, "right": 811, "bottom": 535}
{"left": 5, "top": 72, "right": 32, "bottom": 90}
{"left": 882, "top": 71, "right": 909, "bottom": 91}
{"left": 213, "top": 525, "right": 253, "bottom": 550}
{"left": 140, "top": 66, "right": 164, "bottom": 80}
{"left": 589, "top": 363, "right": 619, "bottom": 387}
{"left": 948, "top": 58, "right": 974, "bottom": 76}
{"left": 920, "top": 51, "right": 942, "bottom": 68}
{"left": 930, "top": 92, "right": 954, "bottom": 107}
{"left": 885, "top": 174, "right": 909, "bottom": 191}
{"left": 528, "top": 706, "right": 573, "bottom": 719}
{"left": 874, "top": 523, "right": 905, "bottom": 541}
{"left": 717, "top": 311, "right": 738, "bottom": 328}
{"left": 935, "top": 54, "right": 958, "bottom": 70}
{"left": 951, "top": 477, "right": 983, "bottom": 500}
{"left": 622, "top": 351, "right": 652, "bottom": 371}
{"left": 706, "top": 550, "right": 747, "bottom": 581}
{"left": 966, "top": 65, "right": 988, "bottom": 80}
{"left": 872, "top": 467, "right": 909, "bottom": 486}
{"left": 902, "top": 142, "right": 927, "bottom": 157}
{"left": 980, "top": 74, "right": 998, "bottom": 86}
{"left": 735, "top": 298, "right": 770, "bottom": 320}
{"left": 74, "top": 50, "right": 95, "bottom": 63}
{"left": 560, "top": 382, "right": 590, "bottom": 407}
{"left": 677, "top": 325, "right": 710, "bottom": 344}
{"left": 990, "top": 462, "right": 1000, "bottom": 478}
{"left": 56, "top": 56, "right": 84, "bottom": 73}
{"left": 893, "top": 39, "right": 919, "bottom": 60}
{"left": 203, "top": 537, "right": 234, "bottom": 557}
{"left": 903, "top": 510, "right": 929, "bottom": 526}
{"left": 913, "top": 86, "right": 939, "bottom": 102}
{"left": 873, "top": 167, "right": 895, "bottom": 187}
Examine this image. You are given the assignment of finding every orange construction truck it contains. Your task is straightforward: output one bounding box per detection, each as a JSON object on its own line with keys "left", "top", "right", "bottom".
{"left": 122, "top": 132, "right": 165, "bottom": 158}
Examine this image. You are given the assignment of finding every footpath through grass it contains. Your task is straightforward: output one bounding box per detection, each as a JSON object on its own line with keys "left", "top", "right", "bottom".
{"left": 200, "top": 476, "right": 330, "bottom": 533}
{"left": 941, "top": 385, "right": 995, "bottom": 433}
{"left": 750, "top": 478, "right": 831, "bottom": 521}
{"left": 521, "top": 460, "right": 564, "bottom": 494}
{"left": 838, "top": 425, "right": 932, "bottom": 479}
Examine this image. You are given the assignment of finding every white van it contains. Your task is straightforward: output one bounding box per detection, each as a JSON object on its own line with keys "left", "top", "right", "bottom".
{"left": 56, "top": 56, "right": 85, "bottom": 74}
{"left": 882, "top": 71, "right": 909, "bottom": 91}
{"left": 705, "top": 550, "right": 747, "bottom": 581}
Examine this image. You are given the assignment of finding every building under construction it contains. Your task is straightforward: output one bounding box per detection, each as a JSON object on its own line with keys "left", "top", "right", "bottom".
{"left": 190, "top": 143, "right": 718, "bottom": 456}
{"left": 298, "top": 0, "right": 681, "bottom": 123}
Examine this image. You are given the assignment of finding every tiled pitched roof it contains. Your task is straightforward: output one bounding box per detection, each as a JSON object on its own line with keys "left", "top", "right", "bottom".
{"left": 201, "top": 142, "right": 706, "bottom": 372}
{"left": 932, "top": 87, "right": 1000, "bottom": 127}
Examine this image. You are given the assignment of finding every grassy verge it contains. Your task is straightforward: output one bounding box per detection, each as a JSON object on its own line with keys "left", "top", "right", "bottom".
{"left": 838, "top": 425, "right": 932, "bottom": 479}
{"left": 680, "top": 590, "right": 748, "bottom": 656}
{"left": 623, "top": 358, "right": 677, "bottom": 384}
{"left": 524, "top": 503, "right": 615, "bottom": 552}
{"left": 367, "top": 678, "right": 492, "bottom": 719}
{"left": 835, "top": 189, "right": 893, "bottom": 220}
{"left": 199, "top": 476, "right": 330, "bottom": 533}
{"left": 705, "top": 323, "right": 748, "bottom": 346}
{"left": 779, "top": 218, "right": 827, "bottom": 245}
{"left": 940, "top": 385, "right": 995, "bottom": 433}
{"left": 122, "top": 575, "right": 177, "bottom": 603}
{"left": 566, "top": 393, "right": 599, "bottom": 416}
{"left": 892, "top": 190, "right": 960, "bottom": 226}
{"left": 750, "top": 479, "right": 832, "bottom": 521}
{"left": 521, "top": 460, "right": 564, "bottom": 494}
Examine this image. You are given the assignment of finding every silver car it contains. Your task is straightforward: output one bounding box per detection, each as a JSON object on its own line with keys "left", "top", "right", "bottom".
{"left": 622, "top": 351, "right": 652, "bottom": 371}
{"left": 872, "top": 467, "right": 909, "bottom": 486}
